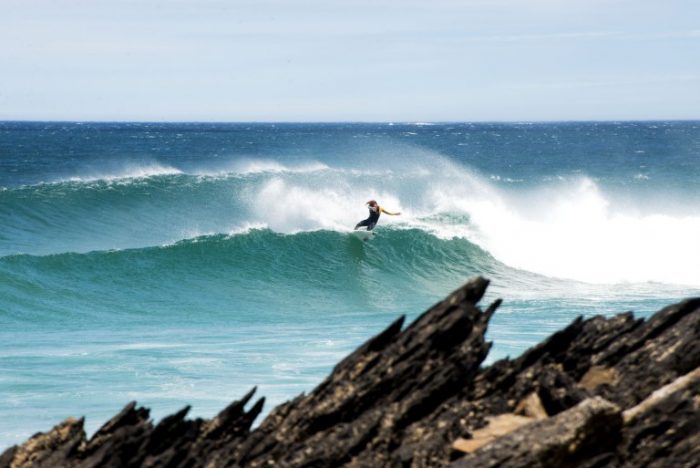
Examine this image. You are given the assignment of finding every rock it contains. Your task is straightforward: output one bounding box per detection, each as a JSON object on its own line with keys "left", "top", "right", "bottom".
{"left": 513, "top": 392, "right": 548, "bottom": 420}
{"left": 77, "top": 401, "right": 152, "bottom": 467}
{"left": 578, "top": 365, "right": 620, "bottom": 391}
{"left": 618, "top": 366, "right": 700, "bottom": 467}
{"left": 4, "top": 418, "right": 84, "bottom": 468}
{"left": 451, "top": 413, "right": 536, "bottom": 454}
{"left": 591, "top": 298, "right": 700, "bottom": 408}
{"left": 234, "top": 276, "right": 497, "bottom": 467}
{"left": 451, "top": 397, "right": 623, "bottom": 468}
{"left": 1, "top": 277, "right": 698, "bottom": 468}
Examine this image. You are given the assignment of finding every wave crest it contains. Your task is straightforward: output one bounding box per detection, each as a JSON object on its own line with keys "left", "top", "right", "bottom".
{"left": 63, "top": 162, "right": 183, "bottom": 183}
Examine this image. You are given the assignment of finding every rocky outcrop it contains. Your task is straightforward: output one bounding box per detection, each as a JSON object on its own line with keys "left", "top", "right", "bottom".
{"left": 452, "top": 397, "right": 623, "bottom": 468}
{"left": 2, "top": 277, "right": 698, "bottom": 467}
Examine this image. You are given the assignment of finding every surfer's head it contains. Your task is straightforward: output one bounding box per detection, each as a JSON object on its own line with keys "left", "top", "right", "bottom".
{"left": 367, "top": 200, "right": 378, "bottom": 207}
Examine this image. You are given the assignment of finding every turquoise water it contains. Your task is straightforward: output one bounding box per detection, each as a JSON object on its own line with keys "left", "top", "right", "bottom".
{"left": 1, "top": 121, "right": 699, "bottom": 446}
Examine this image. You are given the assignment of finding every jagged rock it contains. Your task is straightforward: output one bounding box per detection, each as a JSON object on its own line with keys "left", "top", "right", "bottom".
{"left": 78, "top": 401, "right": 152, "bottom": 467}
{"left": 579, "top": 365, "right": 619, "bottom": 392}
{"left": 1, "top": 277, "right": 698, "bottom": 468}
{"left": 592, "top": 299, "right": 700, "bottom": 408}
{"left": 618, "top": 366, "right": 700, "bottom": 467}
{"left": 4, "top": 418, "right": 84, "bottom": 468}
{"left": 513, "top": 392, "right": 548, "bottom": 419}
{"left": 451, "top": 397, "right": 623, "bottom": 468}
{"left": 451, "top": 413, "right": 536, "bottom": 454}
{"left": 233, "top": 276, "right": 497, "bottom": 467}
{"left": 0, "top": 392, "right": 262, "bottom": 468}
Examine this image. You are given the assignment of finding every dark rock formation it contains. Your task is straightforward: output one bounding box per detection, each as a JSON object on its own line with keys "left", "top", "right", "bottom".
{"left": 2, "top": 277, "right": 698, "bottom": 467}
{"left": 619, "top": 367, "right": 700, "bottom": 467}
{"left": 452, "top": 397, "right": 623, "bottom": 468}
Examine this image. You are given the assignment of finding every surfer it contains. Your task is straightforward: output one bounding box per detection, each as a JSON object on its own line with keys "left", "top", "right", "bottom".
{"left": 354, "top": 200, "right": 401, "bottom": 231}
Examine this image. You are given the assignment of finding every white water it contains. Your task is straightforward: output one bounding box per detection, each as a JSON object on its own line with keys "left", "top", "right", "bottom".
{"left": 243, "top": 154, "right": 700, "bottom": 287}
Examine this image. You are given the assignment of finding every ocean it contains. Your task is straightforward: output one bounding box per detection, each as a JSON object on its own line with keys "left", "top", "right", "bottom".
{"left": 1, "top": 121, "right": 699, "bottom": 447}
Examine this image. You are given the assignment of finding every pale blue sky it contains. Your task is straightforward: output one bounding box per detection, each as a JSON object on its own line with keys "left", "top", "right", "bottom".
{"left": 1, "top": 0, "right": 698, "bottom": 121}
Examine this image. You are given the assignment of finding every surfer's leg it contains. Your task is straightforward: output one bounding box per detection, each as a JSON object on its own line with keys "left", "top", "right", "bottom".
{"left": 367, "top": 221, "right": 377, "bottom": 231}
{"left": 355, "top": 218, "right": 370, "bottom": 230}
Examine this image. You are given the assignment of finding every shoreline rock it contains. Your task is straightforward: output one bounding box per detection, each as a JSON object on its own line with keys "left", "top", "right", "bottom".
{"left": 2, "top": 277, "right": 698, "bottom": 467}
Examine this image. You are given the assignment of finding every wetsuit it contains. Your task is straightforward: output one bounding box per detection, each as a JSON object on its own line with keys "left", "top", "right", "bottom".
{"left": 355, "top": 206, "right": 380, "bottom": 231}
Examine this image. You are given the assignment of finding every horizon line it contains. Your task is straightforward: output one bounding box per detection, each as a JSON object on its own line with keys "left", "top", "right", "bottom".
{"left": 2, "top": 118, "right": 699, "bottom": 125}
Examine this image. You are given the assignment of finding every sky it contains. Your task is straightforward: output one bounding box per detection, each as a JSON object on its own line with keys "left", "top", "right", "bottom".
{"left": 1, "top": 0, "right": 699, "bottom": 121}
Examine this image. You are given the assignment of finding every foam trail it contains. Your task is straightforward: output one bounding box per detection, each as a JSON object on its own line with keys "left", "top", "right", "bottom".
{"left": 62, "top": 162, "right": 182, "bottom": 183}
{"left": 209, "top": 158, "right": 330, "bottom": 176}
{"left": 54, "top": 159, "right": 329, "bottom": 184}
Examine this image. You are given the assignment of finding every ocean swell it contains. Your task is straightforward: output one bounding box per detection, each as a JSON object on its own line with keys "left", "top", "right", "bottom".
{"left": 1, "top": 156, "right": 699, "bottom": 286}
{"left": 0, "top": 229, "right": 498, "bottom": 324}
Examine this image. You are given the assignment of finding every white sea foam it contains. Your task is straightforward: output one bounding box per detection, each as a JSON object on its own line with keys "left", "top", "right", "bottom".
{"left": 456, "top": 177, "right": 700, "bottom": 286}
{"left": 193, "top": 158, "right": 330, "bottom": 177}
{"left": 54, "top": 159, "right": 329, "bottom": 185}
{"left": 226, "top": 222, "right": 269, "bottom": 236}
{"left": 64, "top": 162, "right": 182, "bottom": 183}
{"left": 239, "top": 152, "right": 700, "bottom": 287}
{"left": 249, "top": 177, "right": 394, "bottom": 233}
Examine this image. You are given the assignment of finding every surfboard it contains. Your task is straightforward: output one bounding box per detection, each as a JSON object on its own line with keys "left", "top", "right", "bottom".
{"left": 350, "top": 229, "right": 374, "bottom": 241}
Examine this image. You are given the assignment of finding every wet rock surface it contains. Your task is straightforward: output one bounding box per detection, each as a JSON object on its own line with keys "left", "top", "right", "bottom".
{"left": 2, "top": 277, "right": 698, "bottom": 467}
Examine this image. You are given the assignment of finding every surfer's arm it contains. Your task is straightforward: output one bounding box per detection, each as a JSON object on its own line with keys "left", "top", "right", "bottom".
{"left": 380, "top": 207, "right": 401, "bottom": 216}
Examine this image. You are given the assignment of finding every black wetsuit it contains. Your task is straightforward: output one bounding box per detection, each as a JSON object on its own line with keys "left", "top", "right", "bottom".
{"left": 355, "top": 207, "right": 380, "bottom": 231}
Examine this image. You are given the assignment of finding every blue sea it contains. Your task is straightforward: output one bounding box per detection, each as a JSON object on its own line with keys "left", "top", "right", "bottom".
{"left": 1, "top": 121, "right": 699, "bottom": 447}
